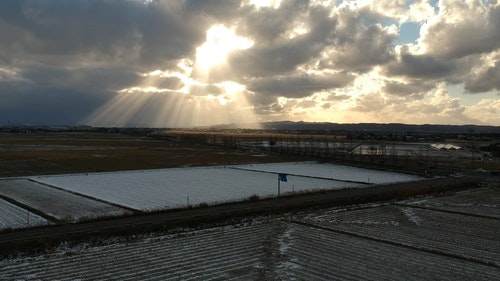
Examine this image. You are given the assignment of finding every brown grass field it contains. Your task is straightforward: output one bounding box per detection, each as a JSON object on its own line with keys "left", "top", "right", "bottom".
{"left": 1, "top": 130, "right": 498, "bottom": 178}
{"left": 0, "top": 132, "right": 300, "bottom": 177}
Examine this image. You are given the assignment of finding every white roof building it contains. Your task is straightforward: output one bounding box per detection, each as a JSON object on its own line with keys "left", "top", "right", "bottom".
{"left": 431, "top": 143, "right": 462, "bottom": 150}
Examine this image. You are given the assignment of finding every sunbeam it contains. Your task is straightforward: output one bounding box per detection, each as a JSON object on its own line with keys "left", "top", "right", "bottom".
{"left": 85, "top": 24, "right": 260, "bottom": 128}
{"left": 85, "top": 88, "right": 260, "bottom": 128}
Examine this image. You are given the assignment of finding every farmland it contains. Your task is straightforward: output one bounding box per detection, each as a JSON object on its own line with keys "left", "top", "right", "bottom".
{"left": 0, "top": 131, "right": 421, "bottom": 230}
{"left": 0, "top": 162, "right": 421, "bottom": 230}
{"left": 0, "top": 130, "right": 498, "bottom": 280}
{"left": 0, "top": 198, "right": 50, "bottom": 230}
{"left": 299, "top": 204, "right": 499, "bottom": 266}
{"left": 1, "top": 186, "right": 498, "bottom": 280}
{"left": 0, "top": 179, "right": 131, "bottom": 222}
{"left": 0, "top": 131, "right": 300, "bottom": 177}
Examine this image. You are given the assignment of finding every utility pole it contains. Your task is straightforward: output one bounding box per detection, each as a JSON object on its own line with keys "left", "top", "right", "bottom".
{"left": 277, "top": 176, "right": 280, "bottom": 196}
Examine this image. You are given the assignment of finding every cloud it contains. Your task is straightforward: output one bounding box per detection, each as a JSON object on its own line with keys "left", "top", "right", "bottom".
{"left": 385, "top": 46, "right": 455, "bottom": 79}
{"left": 419, "top": 0, "right": 500, "bottom": 59}
{"left": 155, "top": 76, "right": 185, "bottom": 91}
{"left": 383, "top": 80, "right": 433, "bottom": 98}
{"left": 352, "top": 92, "right": 387, "bottom": 113}
{"left": 248, "top": 71, "right": 354, "bottom": 99}
{"left": 21, "top": 66, "right": 141, "bottom": 92}
{"left": 188, "top": 83, "right": 224, "bottom": 96}
{"left": 464, "top": 98, "right": 500, "bottom": 125}
{"left": 0, "top": 0, "right": 212, "bottom": 69}
{"left": 314, "top": 4, "right": 397, "bottom": 73}
{"left": 0, "top": 0, "right": 498, "bottom": 126}
{"left": 369, "top": 0, "right": 436, "bottom": 23}
{"left": 0, "top": 80, "right": 115, "bottom": 125}
{"left": 229, "top": 4, "right": 337, "bottom": 77}
{"left": 0, "top": 0, "right": 143, "bottom": 65}
{"left": 464, "top": 52, "right": 500, "bottom": 93}
{"left": 347, "top": 85, "right": 480, "bottom": 124}
{"left": 237, "top": 0, "right": 310, "bottom": 43}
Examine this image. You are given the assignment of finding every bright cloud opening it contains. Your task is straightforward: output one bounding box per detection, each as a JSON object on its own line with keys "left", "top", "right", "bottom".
{"left": 195, "top": 25, "right": 254, "bottom": 71}
{"left": 246, "top": 0, "right": 282, "bottom": 9}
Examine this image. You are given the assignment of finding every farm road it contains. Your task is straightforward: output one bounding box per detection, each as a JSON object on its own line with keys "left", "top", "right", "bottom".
{"left": 0, "top": 176, "right": 480, "bottom": 252}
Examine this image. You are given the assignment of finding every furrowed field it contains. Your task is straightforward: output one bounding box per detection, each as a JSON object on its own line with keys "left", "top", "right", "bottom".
{"left": 2, "top": 186, "right": 498, "bottom": 280}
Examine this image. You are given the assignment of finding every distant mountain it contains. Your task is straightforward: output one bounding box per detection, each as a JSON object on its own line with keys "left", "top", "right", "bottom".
{"left": 211, "top": 121, "right": 500, "bottom": 134}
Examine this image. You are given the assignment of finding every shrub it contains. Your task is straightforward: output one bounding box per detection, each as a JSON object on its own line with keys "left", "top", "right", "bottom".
{"left": 247, "top": 194, "right": 260, "bottom": 201}
{"left": 197, "top": 202, "right": 209, "bottom": 208}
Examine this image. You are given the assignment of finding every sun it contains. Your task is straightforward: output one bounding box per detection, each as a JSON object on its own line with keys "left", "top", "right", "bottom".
{"left": 195, "top": 24, "right": 253, "bottom": 70}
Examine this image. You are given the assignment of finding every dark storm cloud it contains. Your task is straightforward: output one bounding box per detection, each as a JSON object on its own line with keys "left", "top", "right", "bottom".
{"left": 137, "top": 1, "right": 209, "bottom": 68}
{"left": 385, "top": 52, "right": 454, "bottom": 79}
{"left": 21, "top": 66, "right": 141, "bottom": 92}
{"left": 248, "top": 72, "right": 354, "bottom": 99}
{"left": 0, "top": 0, "right": 210, "bottom": 125}
{"left": 0, "top": 0, "right": 210, "bottom": 68}
{"left": 391, "top": 47, "right": 500, "bottom": 96}
{"left": 228, "top": 41, "right": 320, "bottom": 77}
{"left": 383, "top": 80, "right": 433, "bottom": 98}
{"left": 0, "top": 0, "right": 143, "bottom": 62}
{"left": 0, "top": 80, "right": 115, "bottom": 125}
{"left": 228, "top": 4, "right": 337, "bottom": 77}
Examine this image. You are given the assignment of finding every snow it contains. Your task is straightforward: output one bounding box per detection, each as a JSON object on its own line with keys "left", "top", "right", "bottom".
{"left": 3, "top": 212, "right": 497, "bottom": 280}
{"left": 0, "top": 162, "right": 422, "bottom": 230}
{"left": 32, "top": 166, "right": 360, "bottom": 211}
{"left": 0, "top": 198, "right": 51, "bottom": 230}
{"left": 2, "top": 183, "right": 495, "bottom": 280}
{"left": 0, "top": 179, "right": 131, "bottom": 222}
{"left": 232, "top": 162, "right": 420, "bottom": 184}
{"left": 401, "top": 207, "right": 422, "bottom": 225}
{"left": 31, "top": 162, "right": 421, "bottom": 212}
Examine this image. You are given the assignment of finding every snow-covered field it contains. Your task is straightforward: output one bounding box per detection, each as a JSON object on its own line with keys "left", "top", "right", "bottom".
{"left": 0, "top": 179, "right": 131, "bottom": 222}
{"left": 0, "top": 198, "right": 50, "bottom": 230}
{"left": 31, "top": 167, "right": 360, "bottom": 211}
{"left": 232, "top": 162, "right": 418, "bottom": 183}
{"left": 31, "top": 162, "right": 421, "bottom": 211}
{"left": 0, "top": 162, "right": 422, "bottom": 230}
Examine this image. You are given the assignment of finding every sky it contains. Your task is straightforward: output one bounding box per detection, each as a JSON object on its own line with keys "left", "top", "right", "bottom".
{"left": 0, "top": 0, "right": 499, "bottom": 127}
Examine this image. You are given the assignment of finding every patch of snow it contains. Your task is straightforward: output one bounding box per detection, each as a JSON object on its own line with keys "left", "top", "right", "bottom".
{"left": 274, "top": 224, "right": 301, "bottom": 280}
{"left": 402, "top": 208, "right": 421, "bottom": 225}
{"left": 343, "top": 220, "right": 400, "bottom": 226}
{"left": 279, "top": 226, "right": 294, "bottom": 255}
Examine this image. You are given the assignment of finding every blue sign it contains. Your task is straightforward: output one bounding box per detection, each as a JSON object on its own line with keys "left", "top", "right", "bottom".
{"left": 278, "top": 173, "right": 287, "bottom": 182}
